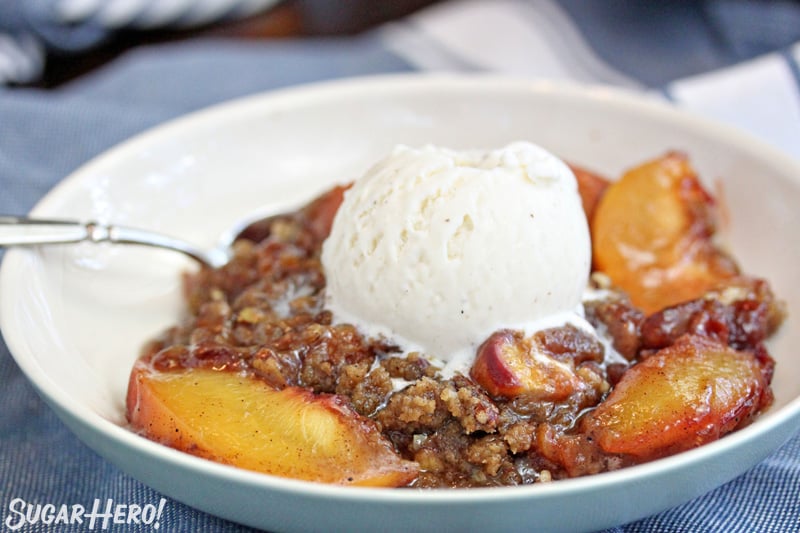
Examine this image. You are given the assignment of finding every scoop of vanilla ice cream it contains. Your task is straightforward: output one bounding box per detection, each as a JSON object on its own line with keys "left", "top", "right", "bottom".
{"left": 321, "top": 142, "right": 591, "bottom": 368}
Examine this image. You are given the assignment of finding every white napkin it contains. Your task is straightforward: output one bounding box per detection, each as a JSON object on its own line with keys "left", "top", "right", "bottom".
{"left": 380, "top": 0, "right": 800, "bottom": 160}
{"left": 669, "top": 49, "right": 800, "bottom": 159}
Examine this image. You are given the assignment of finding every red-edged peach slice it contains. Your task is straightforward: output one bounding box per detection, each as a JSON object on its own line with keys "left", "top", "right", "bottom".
{"left": 569, "top": 163, "right": 610, "bottom": 225}
{"left": 303, "top": 183, "right": 351, "bottom": 242}
{"left": 470, "top": 330, "right": 586, "bottom": 400}
{"left": 127, "top": 363, "right": 418, "bottom": 486}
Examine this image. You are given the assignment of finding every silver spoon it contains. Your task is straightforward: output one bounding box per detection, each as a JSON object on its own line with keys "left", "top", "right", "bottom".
{"left": 0, "top": 216, "right": 238, "bottom": 269}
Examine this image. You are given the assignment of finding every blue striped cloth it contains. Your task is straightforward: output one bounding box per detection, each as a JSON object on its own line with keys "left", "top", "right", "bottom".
{"left": 1, "top": 1, "right": 799, "bottom": 531}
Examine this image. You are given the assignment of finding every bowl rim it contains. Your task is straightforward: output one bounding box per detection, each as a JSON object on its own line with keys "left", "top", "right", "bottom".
{"left": 2, "top": 72, "right": 800, "bottom": 506}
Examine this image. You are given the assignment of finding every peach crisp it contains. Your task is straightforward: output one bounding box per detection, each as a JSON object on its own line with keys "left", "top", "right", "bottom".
{"left": 127, "top": 150, "right": 784, "bottom": 488}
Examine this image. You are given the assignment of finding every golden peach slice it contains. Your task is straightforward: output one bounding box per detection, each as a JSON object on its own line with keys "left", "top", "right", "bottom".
{"left": 127, "top": 363, "right": 418, "bottom": 486}
{"left": 591, "top": 152, "right": 738, "bottom": 314}
{"left": 582, "top": 335, "right": 770, "bottom": 459}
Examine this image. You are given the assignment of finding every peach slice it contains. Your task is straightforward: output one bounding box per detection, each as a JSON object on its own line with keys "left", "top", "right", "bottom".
{"left": 591, "top": 152, "right": 738, "bottom": 314}
{"left": 303, "top": 183, "right": 351, "bottom": 242}
{"left": 582, "top": 335, "right": 770, "bottom": 459}
{"left": 568, "top": 163, "right": 610, "bottom": 225}
{"left": 470, "top": 330, "right": 586, "bottom": 400}
{"left": 127, "top": 363, "right": 418, "bottom": 486}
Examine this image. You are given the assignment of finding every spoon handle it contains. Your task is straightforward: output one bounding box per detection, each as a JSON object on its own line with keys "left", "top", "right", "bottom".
{"left": 0, "top": 216, "right": 96, "bottom": 245}
{"left": 0, "top": 216, "right": 225, "bottom": 268}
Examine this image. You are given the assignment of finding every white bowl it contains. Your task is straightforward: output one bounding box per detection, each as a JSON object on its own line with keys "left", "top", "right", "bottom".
{"left": 2, "top": 75, "right": 799, "bottom": 533}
